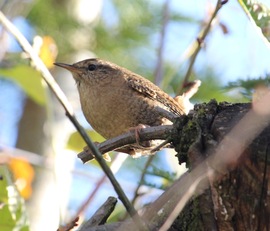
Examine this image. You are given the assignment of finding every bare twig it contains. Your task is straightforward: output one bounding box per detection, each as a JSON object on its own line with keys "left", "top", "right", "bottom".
{"left": 177, "top": 0, "right": 227, "bottom": 95}
{"left": 79, "top": 197, "right": 117, "bottom": 230}
{"left": 0, "top": 11, "right": 146, "bottom": 229}
{"left": 57, "top": 217, "right": 79, "bottom": 231}
{"left": 78, "top": 125, "right": 174, "bottom": 163}
{"left": 77, "top": 107, "right": 177, "bottom": 163}
{"left": 131, "top": 155, "right": 155, "bottom": 206}
{"left": 150, "top": 139, "right": 170, "bottom": 153}
{"left": 153, "top": 0, "right": 170, "bottom": 86}
{"left": 72, "top": 154, "right": 127, "bottom": 221}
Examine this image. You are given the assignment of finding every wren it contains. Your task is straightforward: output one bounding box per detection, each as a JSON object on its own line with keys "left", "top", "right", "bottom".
{"left": 55, "top": 59, "right": 185, "bottom": 156}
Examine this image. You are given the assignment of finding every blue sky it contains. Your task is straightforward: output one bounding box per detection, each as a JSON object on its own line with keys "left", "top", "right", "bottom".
{"left": 165, "top": 0, "right": 270, "bottom": 82}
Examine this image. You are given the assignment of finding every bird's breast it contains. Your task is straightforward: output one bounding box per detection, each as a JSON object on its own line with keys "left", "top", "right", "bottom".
{"left": 78, "top": 83, "right": 165, "bottom": 139}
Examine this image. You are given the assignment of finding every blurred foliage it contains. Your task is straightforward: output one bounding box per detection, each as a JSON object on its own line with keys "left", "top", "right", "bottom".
{"left": 143, "top": 165, "right": 177, "bottom": 190}
{"left": 169, "top": 67, "right": 245, "bottom": 103}
{"left": 238, "top": 0, "right": 270, "bottom": 43}
{"left": 193, "top": 72, "right": 246, "bottom": 103}
{"left": 0, "top": 65, "right": 46, "bottom": 105}
{"left": 225, "top": 75, "right": 270, "bottom": 100}
{"left": 0, "top": 165, "right": 29, "bottom": 231}
{"left": 3, "top": 0, "right": 237, "bottom": 102}
{"left": 67, "top": 130, "right": 113, "bottom": 163}
{"left": 27, "top": 0, "right": 197, "bottom": 87}
{"left": 66, "top": 130, "right": 105, "bottom": 152}
{"left": 27, "top": 0, "right": 80, "bottom": 57}
{"left": 66, "top": 130, "right": 114, "bottom": 162}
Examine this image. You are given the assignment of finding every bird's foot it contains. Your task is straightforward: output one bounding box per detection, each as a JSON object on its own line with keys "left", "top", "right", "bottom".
{"left": 129, "top": 124, "right": 152, "bottom": 148}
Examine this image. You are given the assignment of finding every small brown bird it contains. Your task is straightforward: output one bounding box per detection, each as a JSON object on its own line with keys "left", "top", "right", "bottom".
{"left": 55, "top": 59, "right": 185, "bottom": 156}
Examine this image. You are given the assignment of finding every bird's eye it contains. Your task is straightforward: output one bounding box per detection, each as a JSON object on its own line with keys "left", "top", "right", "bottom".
{"left": 88, "top": 64, "right": 97, "bottom": 71}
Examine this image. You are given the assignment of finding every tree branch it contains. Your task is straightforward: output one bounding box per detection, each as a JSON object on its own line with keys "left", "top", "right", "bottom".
{"left": 78, "top": 125, "right": 174, "bottom": 163}
{"left": 177, "top": 0, "right": 227, "bottom": 95}
{"left": 79, "top": 197, "right": 117, "bottom": 230}
{"left": 153, "top": 0, "right": 170, "bottom": 86}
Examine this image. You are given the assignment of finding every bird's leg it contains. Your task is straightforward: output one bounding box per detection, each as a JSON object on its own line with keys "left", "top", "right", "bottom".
{"left": 108, "top": 124, "right": 153, "bottom": 158}
{"left": 81, "top": 125, "right": 153, "bottom": 161}
{"left": 129, "top": 124, "right": 152, "bottom": 148}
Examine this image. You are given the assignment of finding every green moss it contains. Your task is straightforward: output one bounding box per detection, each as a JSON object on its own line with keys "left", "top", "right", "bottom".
{"left": 173, "top": 100, "right": 218, "bottom": 167}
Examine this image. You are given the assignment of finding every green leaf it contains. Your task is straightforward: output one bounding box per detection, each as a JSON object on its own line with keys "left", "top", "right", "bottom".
{"left": 67, "top": 130, "right": 112, "bottom": 165}
{"left": 66, "top": 130, "right": 105, "bottom": 152}
{"left": 224, "top": 76, "right": 270, "bottom": 99}
{"left": 0, "top": 65, "right": 46, "bottom": 105}
{"left": 238, "top": 0, "right": 270, "bottom": 43}
{"left": 142, "top": 165, "right": 177, "bottom": 190}
{"left": 0, "top": 166, "right": 30, "bottom": 231}
{"left": 146, "top": 165, "right": 177, "bottom": 182}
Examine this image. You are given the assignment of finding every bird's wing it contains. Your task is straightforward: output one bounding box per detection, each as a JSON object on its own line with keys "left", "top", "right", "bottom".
{"left": 126, "top": 74, "right": 184, "bottom": 116}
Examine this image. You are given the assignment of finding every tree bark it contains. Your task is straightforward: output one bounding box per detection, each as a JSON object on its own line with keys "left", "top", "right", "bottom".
{"left": 171, "top": 101, "right": 270, "bottom": 231}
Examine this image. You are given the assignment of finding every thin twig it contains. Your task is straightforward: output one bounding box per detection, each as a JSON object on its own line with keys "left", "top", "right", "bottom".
{"left": 79, "top": 197, "right": 117, "bottom": 230}
{"left": 150, "top": 139, "right": 170, "bottom": 153}
{"left": 153, "top": 0, "right": 170, "bottom": 86}
{"left": 131, "top": 155, "right": 155, "bottom": 206}
{"left": 177, "top": 0, "right": 226, "bottom": 95}
{"left": 72, "top": 154, "right": 127, "bottom": 221}
{"left": 0, "top": 11, "right": 147, "bottom": 229}
{"left": 57, "top": 217, "right": 79, "bottom": 231}
{"left": 78, "top": 125, "right": 174, "bottom": 163}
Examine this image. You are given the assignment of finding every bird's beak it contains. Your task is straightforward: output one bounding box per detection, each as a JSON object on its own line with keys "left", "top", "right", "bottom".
{"left": 54, "top": 62, "right": 83, "bottom": 74}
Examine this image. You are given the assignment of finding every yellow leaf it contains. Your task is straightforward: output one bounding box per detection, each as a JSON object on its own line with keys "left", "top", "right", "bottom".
{"left": 8, "top": 158, "right": 34, "bottom": 200}
{"left": 33, "top": 36, "right": 58, "bottom": 69}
